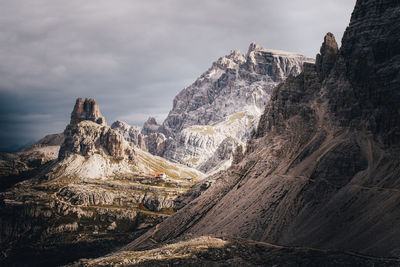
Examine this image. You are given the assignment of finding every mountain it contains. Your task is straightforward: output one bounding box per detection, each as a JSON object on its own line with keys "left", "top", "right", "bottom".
{"left": 117, "top": 0, "right": 400, "bottom": 260}
{"left": 115, "top": 46, "right": 313, "bottom": 174}
{"left": 0, "top": 98, "right": 203, "bottom": 266}
{"left": 159, "top": 45, "right": 314, "bottom": 173}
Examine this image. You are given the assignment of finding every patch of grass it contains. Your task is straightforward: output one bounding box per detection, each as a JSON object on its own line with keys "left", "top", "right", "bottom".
{"left": 136, "top": 150, "right": 203, "bottom": 180}
{"left": 109, "top": 156, "right": 123, "bottom": 164}
{"left": 188, "top": 125, "right": 216, "bottom": 135}
{"left": 186, "top": 157, "right": 199, "bottom": 164}
{"left": 223, "top": 112, "right": 247, "bottom": 126}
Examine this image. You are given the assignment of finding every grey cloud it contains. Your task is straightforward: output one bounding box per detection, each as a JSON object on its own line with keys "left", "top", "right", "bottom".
{"left": 0, "top": 0, "right": 356, "bottom": 151}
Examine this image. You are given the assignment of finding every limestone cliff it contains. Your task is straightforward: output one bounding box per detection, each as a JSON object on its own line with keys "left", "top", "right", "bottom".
{"left": 124, "top": 45, "right": 314, "bottom": 173}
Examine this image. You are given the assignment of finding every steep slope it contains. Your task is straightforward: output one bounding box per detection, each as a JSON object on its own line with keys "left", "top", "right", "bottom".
{"left": 137, "top": 45, "right": 313, "bottom": 172}
{"left": 122, "top": 0, "right": 400, "bottom": 259}
{"left": 0, "top": 98, "right": 203, "bottom": 266}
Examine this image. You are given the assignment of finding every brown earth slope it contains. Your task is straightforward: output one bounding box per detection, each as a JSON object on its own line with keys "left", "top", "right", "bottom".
{"left": 123, "top": 0, "right": 400, "bottom": 258}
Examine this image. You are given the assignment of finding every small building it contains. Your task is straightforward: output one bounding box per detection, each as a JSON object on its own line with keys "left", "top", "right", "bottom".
{"left": 152, "top": 171, "right": 166, "bottom": 179}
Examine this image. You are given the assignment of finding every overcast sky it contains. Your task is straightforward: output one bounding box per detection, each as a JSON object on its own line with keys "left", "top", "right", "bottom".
{"left": 0, "top": 0, "right": 356, "bottom": 152}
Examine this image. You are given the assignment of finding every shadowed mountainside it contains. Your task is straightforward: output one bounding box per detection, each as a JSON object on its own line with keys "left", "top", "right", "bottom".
{"left": 121, "top": 0, "right": 400, "bottom": 259}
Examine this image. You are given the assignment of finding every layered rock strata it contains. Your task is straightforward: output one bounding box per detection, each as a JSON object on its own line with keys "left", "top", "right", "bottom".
{"left": 116, "top": 46, "right": 313, "bottom": 173}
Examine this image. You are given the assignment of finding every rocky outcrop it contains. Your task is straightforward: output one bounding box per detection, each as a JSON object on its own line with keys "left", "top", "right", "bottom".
{"left": 141, "top": 117, "right": 161, "bottom": 135}
{"left": 327, "top": 0, "right": 400, "bottom": 145}
{"left": 316, "top": 32, "right": 338, "bottom": 81}
{"left": 111, "top": 120, "right": 146, "bottom": 150}
{"left": 111, "top": 120, "right": 171, "bottom": 156}
{"left": 70, "top": 98, "right": 106, "bottom": 126}
{"left": 198, "top": 137, "right": 240, "bottom": 173}
{"left": 144, "top": 133, "right": 169, "bottom": 156}
{"left": 59, "top": 121, "right": 135, "bottom": 161}
{"left": 123, "top": 0, "right": 400, "bottom": 258}
{"left": 232, "top": 145, "right": 244, "bottom": 165}
{"left": 59, "top": 99, "right": 135, "bottom": 161}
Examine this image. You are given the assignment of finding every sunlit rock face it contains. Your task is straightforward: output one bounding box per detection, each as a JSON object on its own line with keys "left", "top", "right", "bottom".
{"left": 70, "top": 98, "right": 106, "bottom": 126}
{"left": 130, "top": 45, "right": 314, "bottom": 173}
{"left": 59, "top": 98, "right": 135, "bottom": 162}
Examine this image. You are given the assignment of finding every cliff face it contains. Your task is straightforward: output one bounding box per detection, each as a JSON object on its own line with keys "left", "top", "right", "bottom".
{"left": 123, "top": 0, "right": 400, "bottom": 258}
{"left": 142, "top": 45, "right": 314, "bottom": 173}
{"left": 327, "top": 0, "right": 400, "bottom": 145}
{"left": 161, "top": 46, "right": 313, "bottom": 137}
{"left": 70, "top": 98, "right": 106, "bottom": 126}
{"left": 111, "top": 120, "right": 147, "bottom": 151}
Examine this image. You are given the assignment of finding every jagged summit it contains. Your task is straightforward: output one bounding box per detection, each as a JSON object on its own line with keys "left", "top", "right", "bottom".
{"left": 247, "top": 42, "right": 313, "bottom": 58}
{"left": 152, "top": 42, "right": 314, "bottom": 172}
{"left": 70, "top": 98, "right": 106, "bottom": 126}
{"left": 247, "top": 42, "right": 262, "bottom": 53}
{"left": 316, "top": 32, "right": 339, "bottom": 80}
{"left": 59, "top": 98, "right": 134, "bottom": 162}
{"left": 142, "top": 117, "right": 160, "bottom": 135}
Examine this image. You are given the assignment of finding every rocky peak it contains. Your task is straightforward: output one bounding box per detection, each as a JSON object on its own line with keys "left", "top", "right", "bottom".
{"left": 316, "top": 32, "right": 339, "bottom": 81}
{"left": 156, "top": 43, "right": 313, "bottom": 172}
{"left": 227, "top": 49, "right": 243, "bottom": 59}
{"left": 142, "top": 117, "right": 160, "bottom": 135}
{"left": 244, "top": 43, "right": 314, "bottom": 81}
{"left": 59, "top": 99, "right": 134, "bottom": 161}
{"left": 212, "top": 50, "right": 246, "bottom": 71}
{"left": 247, "top": 42, "right": 262, "bottom": 55}
{"left": 70, "top": 98, "right": 106, "bottom": 126}
{"left": 327, "top": 0, "right": 400, "bottom": 145}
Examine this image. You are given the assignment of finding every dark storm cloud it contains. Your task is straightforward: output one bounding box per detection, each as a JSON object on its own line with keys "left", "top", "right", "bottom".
{"left": 0, "top": 0, "right": 356, "bottom": 151}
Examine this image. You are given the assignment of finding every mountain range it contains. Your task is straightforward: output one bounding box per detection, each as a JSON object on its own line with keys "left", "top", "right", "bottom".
{"left": 1, "top": 0, "right": 400, "bottom": 266}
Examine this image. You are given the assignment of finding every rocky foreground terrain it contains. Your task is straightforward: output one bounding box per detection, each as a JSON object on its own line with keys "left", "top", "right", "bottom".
{"left": 75, "top": 0, "right": 400, "bottom": 265}
{"left": 72, "top": 235, "right": 400, "bottom": 266}
{"left": 0, "top": 98, "right": 203, "bottom": 266}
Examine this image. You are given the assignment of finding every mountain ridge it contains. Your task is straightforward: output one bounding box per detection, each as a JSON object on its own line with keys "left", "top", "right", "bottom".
{"left": 114, "top": 44, "right": 314, "bottom": 174}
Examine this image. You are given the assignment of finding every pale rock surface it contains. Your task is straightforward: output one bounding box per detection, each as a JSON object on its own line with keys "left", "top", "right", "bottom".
{"left": 141, "top": 117, "right": 161, "bottom": 135}
{"left": 70, "top": 98, "right": 106, "bottom": 126}
{"left": 157, "top": 44, "right": 314, "bottom": 171}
